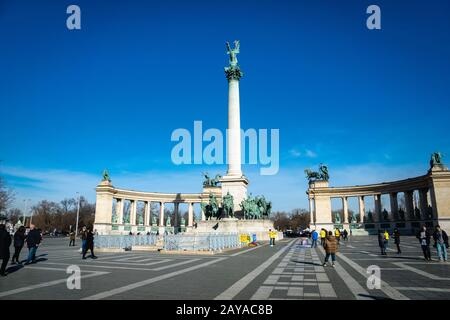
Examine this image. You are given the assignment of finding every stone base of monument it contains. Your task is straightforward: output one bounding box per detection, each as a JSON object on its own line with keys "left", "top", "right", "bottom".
{"left": 189, "top": 218, "right": 282, "bottom": 241}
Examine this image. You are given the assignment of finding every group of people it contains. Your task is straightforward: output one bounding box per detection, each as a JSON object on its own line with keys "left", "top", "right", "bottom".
{"left": 68, "top": 226, "right": 98, "bottom": 259}
{"left": 0, "top": 224, "right": 43, "bottom": 277}
{"left": 377, "top": 225, "right": 448, "bottom": 261}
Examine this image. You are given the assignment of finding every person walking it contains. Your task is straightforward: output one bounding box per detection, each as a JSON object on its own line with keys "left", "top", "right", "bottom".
{"left": 378, "top": 229, "right": 386, "bottom": 255}
{"left": 268, "top": 229, "right": 276, "bottom": 247}
{"left": 320, "top": 229, "right": 327, "bottom": 247}
{"left": 393, "top": 228, "right": 401, "bottom": 254}
{"left": 25, "top": 224, "right": 41, "bottom": 265}
{"left": 383, "top": 230, "right": 389, "bottom": 253}
{"left": 0, "top": 224, "right": 12, "bottom": 276}
{"left": 433, "top": 225, "right": 448, "bottom": 262}
{"left": 11, "top": 226, "right": 26, "bottom": 264}
{"left": 323, "top": 231, "right": 338, "bottom": 267}
{"left": 82, "top": 227, "right": 97, "bottom": 259}
{"left": 334, "top": 228, "right": 341, "bottom": 244}
{"left": 416, "top": 225, "right": 432, "bottom": 261}
{"left": 342, "top": 229, "right": 348, "bottom": 241}
{"left": 311, "top": 229, "right": 318, "bottom": 248}
{"left": 80, "top": 226, "right": 87, "bottom": 254}
{"left": 68, "top": 229, "right": 76, "bottom": 247}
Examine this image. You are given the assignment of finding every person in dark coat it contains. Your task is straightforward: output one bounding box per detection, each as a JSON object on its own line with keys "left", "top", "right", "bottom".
{"left": 82, "top": 227, "right": 97, "bottom": 259}
{"left": 0, "top": 224, "right": 12, "bottom": 276}
{"left": 416, "top": 225, "right": 432, "bottom": 261}
{"left": 433, "top": 225, "right": 448, "bottom": 262}
{"left": 25, "top": 224, "right": 42, "bottom": 264}
{"left": 393, "top": 228, "right": 401, "bottom": 254}
{"left": 378, "top": 229, "right": 386, "bottom": 255}
{"left": 11, "top": 226, "right": 26, "bottom": 264}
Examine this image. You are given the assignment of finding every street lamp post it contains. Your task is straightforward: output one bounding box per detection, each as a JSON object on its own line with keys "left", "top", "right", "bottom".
{"left": 75, "top": 193, "right": 81, "bottom": 237}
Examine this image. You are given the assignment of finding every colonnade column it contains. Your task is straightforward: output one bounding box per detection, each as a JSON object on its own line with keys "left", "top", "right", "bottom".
{"left": 374, "top": 194, "right": 382, "bottom": 222}
{"left": 159, "top": 202, "right": 165, "bottom": 226}
{"left": 201, "top": 206, "right": 206, "bottom": 221}
{"left": 116, "top": 199, "right": 124, "bottom": 224}
{"left": 188, "top": 203, "right": 194, "bottom": 227}
{"left": 144, "top": 201, "right": 150, "bottom": 226}
{"left": 130, "top": 200, "right": 137, "bottom": 225}
{"left": 309, "top": 197, "right": 315, "bottom": 226}
{"left": 389, "top": 193, "right": 399, "bottom": 221}
{"left": 342, "top": 196, "right": 349, "bottom": 224}
{"left": 358, "top": 196, "right": 365, "bottom": 223}
{"left": 405, "top": 191, "right": 414, "bottom": 220}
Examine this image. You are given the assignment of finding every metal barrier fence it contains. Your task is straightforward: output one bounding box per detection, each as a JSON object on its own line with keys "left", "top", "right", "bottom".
{"left": 94, "top": 234, "right": 158, "bottom": 249}
{"left": 164, "top": 233, "right": 241, "bottom": 251}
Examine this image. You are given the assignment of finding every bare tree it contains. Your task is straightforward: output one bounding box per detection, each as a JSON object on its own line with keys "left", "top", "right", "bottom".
{"left": 0, "top": 175, "right": 14, "bottom": 215}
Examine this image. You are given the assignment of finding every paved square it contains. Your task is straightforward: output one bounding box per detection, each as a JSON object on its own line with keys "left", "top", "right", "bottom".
{"left": 1, "top": 236, "right": 449, "bottom": 300}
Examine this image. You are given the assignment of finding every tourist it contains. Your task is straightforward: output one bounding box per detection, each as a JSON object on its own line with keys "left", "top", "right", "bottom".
{"left": 268, "top": 229, "right": 276, "bottom": 246}
{"left": 383, "top": 229, "right": 389, "bottom": 253}
{"left": 80, "top": 226, "right": 87, "bottom": 254}
{"left": 25, "top": 224, "right": 41, "bottom": 265}
{"left": 432, "top": 225, "right": 448, "bottom": 262}
{"left": 310, "top": 229, "right": 318, "bottom": 248}
{"left": 378, "top": 229, "right": 386, "bottom": 255}
{"left": 334, "top": 228, "right": 340, "bottom": 244}
{"left": 0, "top": 224, "right": 12, "bottom": 276}
{"left": 68, "top": 229, "right": 76, "bottom": 247}
{"left": 322, "top": 231, "right": 338, "bottom": 267}
{"left": 11, "top": 226, "right": 26, "bottom": 264}
{"left": 416, "top": 225, "right": 432, "bottom": 261}
{"left": 342, "top": 229, "right": 348, "bottom": 241}
{"left": 320, "top": 229, "right": 326, "bottom": 246}
{"left": 393, "top": 228, "right": 401, "bottom": 254}
{"left": 82, "top": 226, "right": 97, "bottom": 259}
{"left": 350, "top": 229, "right": 353, "bottom": 237}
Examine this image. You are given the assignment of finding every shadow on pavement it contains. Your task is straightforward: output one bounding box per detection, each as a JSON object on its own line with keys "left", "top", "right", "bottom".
{"left": 291, "top": 260, "right": 323, "bottom": 266}
{"left": 358, "top": 294, "right": 392, "bottom": 300}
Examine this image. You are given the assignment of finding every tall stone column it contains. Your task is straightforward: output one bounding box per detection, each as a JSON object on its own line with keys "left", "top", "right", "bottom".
{"left": 130, "top": 200, "right": 137, "bottom": 225}
{"left": 220, "top": 40, "right": 249, "bottom": 214}
{"left": 144, "top": 201, "right": 150, "bottom": 226}
{"left": 116, "top": 198, "right": 124, "bottom": 224}
{"left": 374, "top": 194, "right": 382, "bottom": 222}
{"left": 405, "top": 191, "right": 414, "bottom": 220}
{"left": 358, "top": 196, "right": 365, "bottom": 223}
{"left": 201, "top": 206, "right": 206, "bottom": 221}
{"left": 342, "top": 197, "right": 349, "bottom": 224}
{"left": 188, "top": 203, "right": 194, "bottom": 227}
{"left": 308, "top": 197, "right": 315, "bottom": 226}
{"left": 159, "top": 202, "right": 165, "bottom": 227}
{"left": 389, "top": 193, "right": 399, "bottom": 221}
{"left": 429, "top": 166, "right": 450, "bottom": 233}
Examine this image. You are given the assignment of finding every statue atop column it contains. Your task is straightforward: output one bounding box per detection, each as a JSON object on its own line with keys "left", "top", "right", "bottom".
{"left": 102, "top": 169, "right": 111, "bottom": 182}
{"left": 429, "top": 152, "right": 447, "bottom": 171}
{"left": 224, "top": 40, "right": 243, "bottom": 81}
{"left": 305, "top": 163, "right": 329, "bottom": 182}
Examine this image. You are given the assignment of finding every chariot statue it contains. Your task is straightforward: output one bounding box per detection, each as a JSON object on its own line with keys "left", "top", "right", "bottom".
{"left": 202, "top": 172, "right": 221, "bottom": 187}
{"left": 305, "top": 163, "right": 329, "bottom": 182}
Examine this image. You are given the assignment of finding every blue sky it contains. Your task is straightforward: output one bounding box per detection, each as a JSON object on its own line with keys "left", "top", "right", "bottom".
{"left": 1, "top": 0, "right": 449, "bottom": 212}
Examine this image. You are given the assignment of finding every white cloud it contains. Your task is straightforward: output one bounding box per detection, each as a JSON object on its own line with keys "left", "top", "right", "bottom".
{"left": 289, "top": 148, "right": 302, "bottom": 158}
{"left": 305, "top": 149, "right": 317, "bottom": 158}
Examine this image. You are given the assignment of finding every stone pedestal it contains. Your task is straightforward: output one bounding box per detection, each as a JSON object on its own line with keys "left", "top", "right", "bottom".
{"left": 94, "top": 180, "right": 114, "bottom": 235}
{"left": 219, "top": 175, "right": 249, "bottom": 215}
{"left": 190, "top": 218, "right": 279, "bottom": 241}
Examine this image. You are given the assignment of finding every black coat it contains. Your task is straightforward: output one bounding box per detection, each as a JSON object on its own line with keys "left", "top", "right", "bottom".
{"left": 0, "top": 229, "right": 12, "bottom": 258}
{"left": 86, "top": 231, "right": 94, "bottom": 244}
{"left": 416, "top": 230, "right": 431, "bottom": 246}
{"left": 26, "top": 229, "right": 41, "bottom": 248}
{"left": 14, "top": 231, "right": 26, "bottom": 248}
{"left": 433, "top": 230, "right": 449, "bottom": 247}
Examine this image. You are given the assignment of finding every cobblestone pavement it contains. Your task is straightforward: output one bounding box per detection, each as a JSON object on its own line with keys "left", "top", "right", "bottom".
{"left": 0, "top": 236, "right": 449, "bottom": 300}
